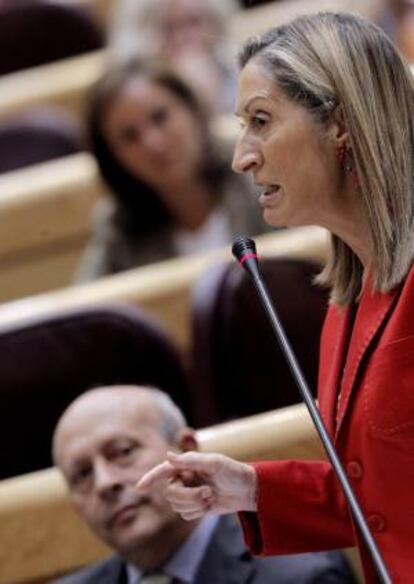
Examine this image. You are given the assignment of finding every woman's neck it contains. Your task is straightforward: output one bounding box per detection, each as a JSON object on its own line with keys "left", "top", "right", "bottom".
{"left": 322, "top": 182, "right": 374, "bottom": 269}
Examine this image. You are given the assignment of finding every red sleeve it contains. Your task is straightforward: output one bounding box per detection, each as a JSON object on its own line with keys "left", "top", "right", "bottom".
{"left": 238, "top": 459, "right": 355, "bottom": 556}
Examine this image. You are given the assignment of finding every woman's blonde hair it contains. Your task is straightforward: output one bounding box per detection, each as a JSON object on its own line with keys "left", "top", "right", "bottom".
{"left": 239, "top": 12, "right": 414, "bottom": 305}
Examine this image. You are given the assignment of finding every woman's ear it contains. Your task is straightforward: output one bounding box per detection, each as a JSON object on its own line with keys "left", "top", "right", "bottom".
{"left": 327, "top": 105, "right": 350, "bottom": 149}
{"left": 176, "top": 428, "right": 198, "bottom": 452}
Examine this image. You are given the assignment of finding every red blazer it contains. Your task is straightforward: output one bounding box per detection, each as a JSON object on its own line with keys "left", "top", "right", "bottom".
{"left": 240, "top": 266, "right": 414, "bottom": 583}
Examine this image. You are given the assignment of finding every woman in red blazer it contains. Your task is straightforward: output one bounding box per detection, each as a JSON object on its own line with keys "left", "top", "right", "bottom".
{"left": 137, "top": 12, "right": 414, "bottom": 583}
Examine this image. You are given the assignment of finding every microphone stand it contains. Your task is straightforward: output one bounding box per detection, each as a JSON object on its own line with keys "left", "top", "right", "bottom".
{"left": 232, "top": 237, "right": 392, "bottom": 584}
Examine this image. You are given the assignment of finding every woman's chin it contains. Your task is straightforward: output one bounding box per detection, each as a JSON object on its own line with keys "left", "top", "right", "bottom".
{"left": 262, "top": 208, "right": 287, "bottom": 228}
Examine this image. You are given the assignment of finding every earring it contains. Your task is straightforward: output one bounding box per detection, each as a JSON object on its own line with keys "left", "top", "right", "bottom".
{"left": 336, "top": 145, "right": 353, "bottom": 174}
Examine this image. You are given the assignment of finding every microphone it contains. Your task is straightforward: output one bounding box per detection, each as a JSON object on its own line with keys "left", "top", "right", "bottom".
{"left": 232, "top": 236, "right": 392, "bottom": 584}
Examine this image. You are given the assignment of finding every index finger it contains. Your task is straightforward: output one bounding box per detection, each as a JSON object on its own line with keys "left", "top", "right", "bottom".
{"left": 136, "top": 460, "right": 175, "bottom": 493}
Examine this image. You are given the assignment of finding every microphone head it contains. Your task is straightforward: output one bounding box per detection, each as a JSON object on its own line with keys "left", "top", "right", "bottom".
{"left": 232, "top": 236, "right": 257, "bottom": 263}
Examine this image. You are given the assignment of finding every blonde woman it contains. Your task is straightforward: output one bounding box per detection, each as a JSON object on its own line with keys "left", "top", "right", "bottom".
{"left": 138, "top": 12, "right": 414, "bottom": 583}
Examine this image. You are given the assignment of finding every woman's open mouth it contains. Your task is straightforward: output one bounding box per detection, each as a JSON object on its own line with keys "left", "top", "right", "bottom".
{"left": 258, "top": 185, "right": 281, "bottom": 207}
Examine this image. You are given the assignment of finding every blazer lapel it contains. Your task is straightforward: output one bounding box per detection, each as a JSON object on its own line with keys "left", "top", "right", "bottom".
{"left": 88, "top": 556, "right": 127, "bottom": 584}
{"left": 318, "top": 303, "right": 356, "bottom": 436}
{"left": 109, "top": 557, "right": 127, "bottom": 584}
{"left": 335, "top": 277, "right": 400, "bottom": 438}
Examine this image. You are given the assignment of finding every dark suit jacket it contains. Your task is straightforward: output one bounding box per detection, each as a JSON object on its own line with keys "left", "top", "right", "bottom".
{"left": 54, "top": 515, "right": 356, "bottom": 584}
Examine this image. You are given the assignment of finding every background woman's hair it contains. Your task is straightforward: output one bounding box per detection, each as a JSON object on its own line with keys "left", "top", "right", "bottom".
{"left": 239, "top": 11, "right": 414, "bottom": 304}
{"left": 87, "top": 59, "right": 228, "bottom": 235}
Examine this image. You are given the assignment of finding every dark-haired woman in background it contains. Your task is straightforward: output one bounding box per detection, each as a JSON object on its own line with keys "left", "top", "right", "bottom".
{"left": 76, "top": 60, "right": 267, "bottom": 281}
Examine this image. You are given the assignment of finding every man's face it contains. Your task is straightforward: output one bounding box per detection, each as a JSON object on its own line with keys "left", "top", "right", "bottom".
{"left": 54, "top": 390, "right": 181, "bottom": 556}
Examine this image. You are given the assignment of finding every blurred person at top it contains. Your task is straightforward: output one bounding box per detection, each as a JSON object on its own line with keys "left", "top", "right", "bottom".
{"left": 370, "top": 0, "right": 414, "bottom": 60}
{"left": 108, "top": 0, "right": 239, "bottom": 114}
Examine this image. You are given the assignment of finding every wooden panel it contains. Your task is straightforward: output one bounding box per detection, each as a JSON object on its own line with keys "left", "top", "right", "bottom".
{"left": 0, "top": 51, "right": 105, "bottom": 122}
{"left": 0, "top": 467, "right": 111, "bottom": 584}
{"left": 198, "top": 402, "right": 324, "bottom": 461}
{"left": 0, "top": 153, "right": 107, "bottom": 301}
{"left": 0, "top": 241, "right": 89, "bottom": 302}
{"left": 0, "top": 153, "right": 103, "bottom": 256}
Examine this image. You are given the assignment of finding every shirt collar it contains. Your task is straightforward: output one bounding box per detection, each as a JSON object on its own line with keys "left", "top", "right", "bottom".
{"left": 126, "top": 515, "right": 219, "bottom": 584}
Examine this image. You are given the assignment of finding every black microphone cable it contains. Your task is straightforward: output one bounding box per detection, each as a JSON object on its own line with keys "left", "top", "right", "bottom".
{"left": 232, "top": 236, "right": 392, "bottom": 584}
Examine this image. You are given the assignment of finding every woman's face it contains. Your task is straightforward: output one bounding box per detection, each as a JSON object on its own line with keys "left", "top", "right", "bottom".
{"left": 101, "top": 77, "right": 204, "bottom": 193}
{"left": 232, "top": 59, "right": 355, "bottom": 233}
{"left": 158, "top": 0, "right": 215, "bottom": 56}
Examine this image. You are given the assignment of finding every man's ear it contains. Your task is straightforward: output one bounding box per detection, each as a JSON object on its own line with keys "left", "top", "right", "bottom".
{"left": 176, "top": 428, "right": 198, "bottom": 452}
{"left": 327, "top": 105, "right": 350, "bottom": 149}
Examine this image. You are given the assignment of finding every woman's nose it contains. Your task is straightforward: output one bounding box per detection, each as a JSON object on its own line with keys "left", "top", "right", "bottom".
{"left": 141, "top": 126, "right": 167, "bottom": 154}
{"left": 232, "top": 142, "right": 261, "bottom": 174}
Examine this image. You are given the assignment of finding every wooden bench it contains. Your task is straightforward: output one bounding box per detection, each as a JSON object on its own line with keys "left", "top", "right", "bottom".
{"left": 0, "top": 152, "right": 108, "bottom": 302}
{"left": 0, "top": 226, "right": 329, "bottom": 349}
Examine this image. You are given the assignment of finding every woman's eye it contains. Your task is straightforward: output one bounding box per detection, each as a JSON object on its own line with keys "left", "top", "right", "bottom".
{"left": 151, "top": 107, "right": 169, "bottom": 125}
{"left": 250, "top": 116, "right": 268, "bottom": 130}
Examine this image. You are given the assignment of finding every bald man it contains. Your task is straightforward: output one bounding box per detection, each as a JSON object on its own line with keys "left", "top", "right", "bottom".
{"left": 52, "top": 386, "right": 356, "bottom": 584}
